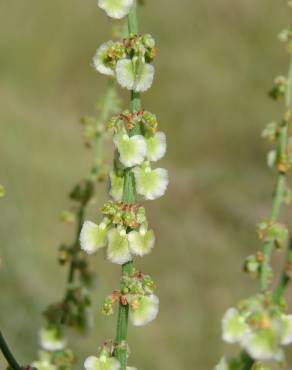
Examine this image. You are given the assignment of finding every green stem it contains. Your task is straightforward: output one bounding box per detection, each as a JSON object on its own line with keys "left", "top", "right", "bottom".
{"left": 62, "top": 80, "right": 116, "bottom": 318}
{"left": 115, "top": 4, "right": 141, "bottom": 370}
{"left": 0, "top": 330, "right": 22, "bottom": 370}
{"left": 260, "top": 54, "right": 292, "bottom": 292}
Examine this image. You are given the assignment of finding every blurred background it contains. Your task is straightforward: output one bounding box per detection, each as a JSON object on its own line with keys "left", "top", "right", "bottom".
{"left": 1, "top": 0, "right": 292, "bottom": 369}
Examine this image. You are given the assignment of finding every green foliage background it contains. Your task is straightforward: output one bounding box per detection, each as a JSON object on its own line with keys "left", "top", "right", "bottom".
{"left": 1, "top": 0, "right": 292, "bottom": 369}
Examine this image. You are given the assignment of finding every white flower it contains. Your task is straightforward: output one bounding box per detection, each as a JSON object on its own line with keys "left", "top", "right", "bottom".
{"left": 129, "top": 294, "right": 159, "bottom": 326}
{"left": 145, "top": 132, "right": 166, "bottom": 162}
{"left": 80, "top": 221, "right": 108, "bottom": 254}
{"left": 116, "top": 59, "right": 154, "bottom": 92}
{"left": 93, "top": 41, "right": 114, "bottom": 76}
{"left": 32, "top": 360, "right": 57, "bottom": 370}
{"left": 267, "top": 150, "right": 277, "bottom": 169}
{"left": 109, "top": 171, "right": 124, "bottom": 201}
{"left": 114, "top": 133, "right": 146, "bottom": 167}
{"left": 84, "top": 355, "right": 120, "bottom": 370}
{"left": 98, "top": 0, "right": 134, "bottom": 19}
{"left": 39, "top": 327, "right": 66, "bottom": 352}
{"left": 133, "top": 166, "right": 168, "bottom": 200}
{"left": 241, "top": 328, "right": 281, "bottom": 361}
{"left": 222, "top": 308, "right": 250, "bottom": 344}
{"left": 128, "top": 227, "right": 155, "bottom": 257}
{"left": 107, "top": 228, "right": 132, "bottom": 264}
{"left": 214, "top": 357, "right": 229, "bottom": 370}
{"left": 281, "top": 314, "right": 292, "bottom": 345}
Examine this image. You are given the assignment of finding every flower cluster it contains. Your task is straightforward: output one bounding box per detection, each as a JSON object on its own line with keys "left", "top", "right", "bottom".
{"left": 93, "top": 34, "right": 156, "bottom": 93}
{"left": 256, "top": 220, "right": 288, "bottom": 250}
{"left": 32, "top": 327, "right": 74, "bottom": 370}
{"left": 44, "top": 284, "right": 93, "bottom": 333}
{"left": 219, "top": 294, "right": 292, "bottom": 365}
{"left": 82, "top": 1, "right": 165, "bottom": 369}
{"left": 102, "top": 268, "right": 158, "bottom": 326}
{"left": 80, "top": 201, "right": 155, "bottom": 264}
{"left": 108, "top": 109, "right": 168, "bottom": 201}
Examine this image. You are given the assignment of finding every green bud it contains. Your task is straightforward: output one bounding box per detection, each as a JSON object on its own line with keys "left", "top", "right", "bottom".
{"left": 261, "top": 122, "right": 279, "bottom": 143}
{"left": 269, "top": 76, "right": 287, "bottom": 100}
{"left": 59, "top": 210, "right": 75, "bottom": 224}
{"left": 256, "top": 220, "right": 288, "bottom": 249}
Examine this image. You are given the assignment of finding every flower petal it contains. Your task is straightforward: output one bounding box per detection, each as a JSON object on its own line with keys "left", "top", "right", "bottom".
{"left": 109, "top": 171, "right": 124, "bottom": 201}
{"left": 281, "top": 314, "right": 292, "bottom": 345}
{"left": 133, "top": 167, "right": 168, "bottom": 200}
{"left": 241, "top": 328, "right": 281, "bottom": 361}
{"left": 93, "top": 41, "right": 115, "bottom": 76}
{"left": 114, "top": 133, "right": 146, "bottom": 167}
{"left": 84, "top": 355, "right": 120, "bottom": 370}
{"left": 128, "top": 229, "right": 155, "bottom": 257}
{"left": 107, "top": 228, "right": 132, "bottom": 264}
{"left": 80, "top": 221, "right": 108, "bottom": 254}
{"left": 222, "top": 308, "right": 250, "bottom": 344}
{"left": 84, "top": 356, "right": 99, "bottom": 370}
{"left": 32, "top": 361, "right": 57, "bottom": 370}
{"left": 129, "top": 294, "right": 159, "bottom": 326}
{"left": 116, "top": 59, "right": 135, "bottom": 90}
{"left": 145, "top": 132, "right": 166, "bottom": 162}
{"left": 98, "top": 0, "right": 134, "bottom": 19}
{"left": 116, "top": 59, "right": 154, "bottom": 92}
{"left": 214, "top": 357, "right": 229, "bottom": 370}
{"left": 39, "top": 327, "right": 66, "bottom": 352}
{"left": 133, "top": 63, "right": 154, "bottom": 92}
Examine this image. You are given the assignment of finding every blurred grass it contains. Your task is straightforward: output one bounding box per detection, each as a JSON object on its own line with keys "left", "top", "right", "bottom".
{"left": 1, "top": 0, "right": 292, "bottom": 369}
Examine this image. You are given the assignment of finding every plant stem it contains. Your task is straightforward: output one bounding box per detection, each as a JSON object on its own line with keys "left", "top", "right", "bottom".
{"left": 0, "top": 330, "right": 22, "bottom": 370}
{"left": 260, "top": 54, "right": 292, "bottom": 292}
{"left": 115, "top": 4, "right": 140, "bottom": 370}
{"left": 62, "top": 79, "right": 116, "bottom": 317}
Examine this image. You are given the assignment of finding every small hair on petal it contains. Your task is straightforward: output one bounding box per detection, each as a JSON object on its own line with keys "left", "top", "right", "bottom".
{"left": 80, "top": 221, "right": 108, "bottom": 254}
{"left": 98, "top": 0, "right": 134, "bottom": 19}
{"left": 145, "top": 132, "right": 167, "bottom": 162}
{"left": 129, "top": 294, "right": 159, "bottom": 326}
